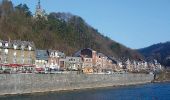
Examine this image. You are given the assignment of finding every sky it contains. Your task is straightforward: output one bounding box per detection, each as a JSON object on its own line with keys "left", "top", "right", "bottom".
{"left": 12, "top": 0, "right": 170, "bottom": 49}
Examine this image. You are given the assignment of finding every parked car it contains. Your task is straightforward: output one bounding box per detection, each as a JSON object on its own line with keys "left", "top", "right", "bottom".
{"left": 35, "top": 67, "right": 45, "bottom": 74}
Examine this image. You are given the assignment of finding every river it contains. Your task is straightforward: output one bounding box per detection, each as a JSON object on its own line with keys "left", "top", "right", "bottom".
{"left": 0, "top": 82, "right": 170, "bottom": 100}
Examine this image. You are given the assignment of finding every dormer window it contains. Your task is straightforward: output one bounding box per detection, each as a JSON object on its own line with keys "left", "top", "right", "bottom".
{"left": 28, "top": 46, "right": 32, "bottom": 51}
{"left": 13, "top": 44, "right": 17, "bottom": 50}
{"left": 21, "top": 45, "right": 25, "bottom": 50}
{"left": 55, "top": 52, "right": 58, "bottom": 57}
{"left": 51, "top": 52, "right": 54, "bottom": 57}
{"left": 0, "top": 42, "right": 2, "bottom": 47}
{"left": 5, "top": 43, "right": 8, "bottom": 47}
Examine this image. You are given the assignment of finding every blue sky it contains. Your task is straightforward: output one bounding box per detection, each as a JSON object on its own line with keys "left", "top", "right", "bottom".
{"left": 12, "top": 0, "right": 170, "bottom": 49}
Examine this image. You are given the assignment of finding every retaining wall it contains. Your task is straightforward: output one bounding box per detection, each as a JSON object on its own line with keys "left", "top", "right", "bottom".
{"left": 0, "top": 73, "right": 154, "bottom": 95}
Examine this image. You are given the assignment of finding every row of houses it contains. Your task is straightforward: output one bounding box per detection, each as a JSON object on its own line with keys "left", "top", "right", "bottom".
{"left": 122, "top": 59, "right": 162, "bottom": 72}
{"left": 0, "top": 40, "right": 162, "bottom": 74}
{"left": 35, "top": 48, "right": 117, "bottom": 74}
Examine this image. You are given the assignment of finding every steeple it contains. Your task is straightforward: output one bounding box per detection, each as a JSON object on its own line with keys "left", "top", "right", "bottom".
{"left": 34, "top": 0, "right": 47, "bottom": 19}
{"left": 37, "top": 0, "right": 41, "bottom": 9}
{"left": 35, "top": 0, "right": 45, "bottom": 18}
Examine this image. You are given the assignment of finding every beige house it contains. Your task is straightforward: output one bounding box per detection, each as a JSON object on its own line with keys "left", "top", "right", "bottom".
{"left": 0, "top": 40, "right": 36, "bottom": 73}
{"left": 64, "top": 57, "right": 82, "bottom": 71}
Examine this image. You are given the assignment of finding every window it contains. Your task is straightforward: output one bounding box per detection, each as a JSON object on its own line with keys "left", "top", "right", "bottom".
{"left": 13, "top": 57, "right": 16, "bottom": 64}
{"left": 4, "top": 49, "right": 8, "bottom": 54}
{"left": 5, "top": 43, "right": 8, "bottom": 47}
{"left": 13, "top": 52, "right": 16, "bottom": 56}
{"left": 4, "top": 56, "right": 7, "bottom": 63}
{"left": 21, "top": 53, "right": 24, "bottom": 58}
{"left": 21, "top": 52, "right": 24, "bottom": 64}
{"left": 13, "top": 44, "right": 17, "bottom": 50}
{"left": 22, "top": 58, "right": 25, "bottom": 64}
{"left": 28, "top": 46, "right": 32, "bottom": 51}
{"left": 28, "top": 54, "right": 31, "bottom": 64}
{"left": 21, "top": 45, "right": 25, "bottom": 50}
{"left": 13, "top": 52, "right": 17, "bottom": 63}
{"left": 0, "top": 42, "right": 2, "bottom": 47}
{"left": 55, "top": 52, "right": 58, "bottom": 57}
{"left": 51, "top": 52, "right": 54, "bottom": 57}
{"left": 29, "top": 59, "right": 32, "bottom": 64}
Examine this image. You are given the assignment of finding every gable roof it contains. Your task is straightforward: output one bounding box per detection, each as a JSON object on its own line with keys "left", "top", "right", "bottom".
{"left": 0, "top": 40, "right": 35, "bottom": 50}
{"left": 36, "top": 50, "right": 48, "bottom": 60}
{"left": 74, "top": 48, "right": 94, "bottom": 57}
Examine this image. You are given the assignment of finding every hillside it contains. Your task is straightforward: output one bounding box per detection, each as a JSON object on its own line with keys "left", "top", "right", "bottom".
{"left": 139, "top": 42, "right": 170, "bottom": 67}
{"left": 0, "top": 0, "right": 142, "bottom": 59}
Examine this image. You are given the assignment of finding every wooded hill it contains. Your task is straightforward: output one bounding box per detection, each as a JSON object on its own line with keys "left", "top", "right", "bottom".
{"left": 0, "top": 0, "right": 142, "bottom": 60}
{"left": 139, "top": 42, "right": 170, "bottom": 67}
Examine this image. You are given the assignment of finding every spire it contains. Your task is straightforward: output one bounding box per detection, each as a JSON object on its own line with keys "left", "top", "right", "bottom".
{"left": 38, "top": 0, "right": 41, "bottom": 9}
{"left": 35, "top": 0, "right": 42, "bottom": 17}
{"left": 36, "top": 0, "right": 41, "bottom": 9}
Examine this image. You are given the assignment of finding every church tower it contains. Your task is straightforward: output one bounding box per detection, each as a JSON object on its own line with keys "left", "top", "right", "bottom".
{"left": 34, "top": 0, "right": 47, "bottom": 19}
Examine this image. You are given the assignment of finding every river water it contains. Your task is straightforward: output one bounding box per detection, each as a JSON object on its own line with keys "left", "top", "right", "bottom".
{"left": 0, "top": 82, "right": 170, "bottom": 100}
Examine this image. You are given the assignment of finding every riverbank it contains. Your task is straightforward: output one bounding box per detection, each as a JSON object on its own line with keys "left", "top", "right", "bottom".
{"left": 153, "top": 71, "right": 170, "bottom": 82}
{"left": 0, "top": 73, "right": 154, "bottom": 96}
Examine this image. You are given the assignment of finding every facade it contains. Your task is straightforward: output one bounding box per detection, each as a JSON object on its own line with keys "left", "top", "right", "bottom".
{"left": 35, "top": 50, "right": 48, "bottom": 72}
{"left": 95, "top": 53, "right": 115, "bottom": 73}
{"left": 125, "top": 59, "right": 134, "bottom": 71}
{"left": 59, "top": 58, "right": 66, "bottom": 71}
{"left": 74, "top": 48, "right": 117, "bottom": 74}
{"left": 82, "top": 57, "right": 93, "bottom": 73}
{"left": 119, "top": 58, "right": 164, "bottom": 73}
{"left": 64, "top": 57, "right": 82, "bottom": 71}
{"left": 75, "top": 48, "right": 95, "bottom": 73}
{"left": 47, "top": 50, "right": 65, "bottom": 70}
{"left": 0, "top": 40, "right": 36, "bottom": 73}
{"left": 147, "top": 60, "right": 163, "bottom": 71}
{"left": 35, "top": 50, "right": 65, "bottom": 72}
{"left": 0, "top": 39, "right": 163, "bottom": 74}
{"left": 35, "top": 49, "right": 65, "bottom": 72}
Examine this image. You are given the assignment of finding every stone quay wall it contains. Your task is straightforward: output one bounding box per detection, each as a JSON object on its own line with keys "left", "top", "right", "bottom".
{"left": 0, "top": 73, "right": 154, "bottom": 95}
